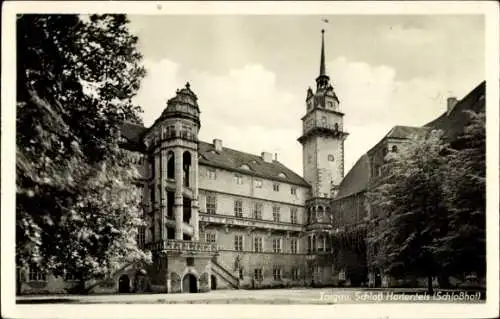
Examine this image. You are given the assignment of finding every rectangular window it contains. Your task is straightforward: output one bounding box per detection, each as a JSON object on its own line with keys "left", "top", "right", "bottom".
{"left": 206, "top": 168, "right": 217, "bottom": 180}
{"left": 272, "top": 238, "right": 282, "bottom": 253}
{"left": 254, "top": 268, "right": 263, "bottom": 281}
{"left": 254, "top": 179, "right": 263, "bottom": 188}
{"left": 290, "top": 238, "right": 298, "bottom": 254}
{"left": 253, "top": 203, "right": 263, "bottom": 220}
{"left": 234, "top": 235, "right": 243, "bottom": 251}
{"left": 254, "top": 237, "right": 263, "bottom": 252}
{"left": 150, "top": 185, "right": 155, "bottom": 205}
{"left": 273, "top": 266, "right": 282, "bottom": 281}
{"left": 272, "top": 206, "right": 280, "bottom": 222}
{"left": 291, "top": 267, "right": 300, "bottom": 280}
{"left": 207, "top": 193, "right": 217, "bottom": 214}
{"left": 291, "top": 187, "right": 297, "bottom": 195}
{"left": 205, "top": 232, "right": 216, "bottom": 243}
{"left": 28, "top": 265, "right": 46, "bottom": 282}
{"left": 234, "top": 174, "right": 244, "bottom": 185}
{"left": 137, "top": 226, "right": 145, "bottom": 248}
{"left": 234, "top": 199, "right": 243, "bottom": 217}
{"left": 273, "top": 183, "right": 280, "bottom": 192}
{"left": 290, "top": 207, "right": 298, "bottom": 224}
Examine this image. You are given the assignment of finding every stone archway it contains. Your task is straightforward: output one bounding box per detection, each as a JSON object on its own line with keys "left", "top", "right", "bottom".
{"left": 182, "top": 273, "right": 198, "bottom": 293}
{"left": 118, "top": 275, "right": 130, "bottom": 293}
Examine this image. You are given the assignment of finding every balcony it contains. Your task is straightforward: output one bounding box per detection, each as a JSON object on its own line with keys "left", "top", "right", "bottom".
{"left": 145, "top": 239, "right": 218, "bottom": 254}
{"left": 199, "top": 213, "right": 303, "bottom": 233}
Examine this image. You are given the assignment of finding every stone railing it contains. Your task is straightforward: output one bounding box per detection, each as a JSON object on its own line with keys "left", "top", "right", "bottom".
{"left": 145, "top": 239, "right": 218, "bottom": 253}
{"left": 199, "top": 213, "right": 303, "bottom": 232}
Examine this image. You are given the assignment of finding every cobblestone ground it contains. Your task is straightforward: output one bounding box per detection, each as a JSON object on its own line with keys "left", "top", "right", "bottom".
{"left": 17, "top": 288, "right": 485, "bottom": 304}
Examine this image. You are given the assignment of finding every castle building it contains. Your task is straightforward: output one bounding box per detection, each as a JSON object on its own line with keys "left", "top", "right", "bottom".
{"left": 17, "top": 27, "right": 484, "bottom": 294}
{"left": 18, "top": 30, "right": 346, "bottom": 294}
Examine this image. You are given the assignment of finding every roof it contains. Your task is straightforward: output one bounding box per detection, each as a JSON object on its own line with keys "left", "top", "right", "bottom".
{"left": 120, "top": 121, "right": 147, "bottom": 152}
{"left": 425, "top": 81, "right": 485, "bottom": 140}
{"left": 335, "top": 154, "right": 371, "bottom": 199}
{"left": 119, "top": 123, "right": 310, "bottom": 187}
{"left": 335, "top": 81, "right": 485, "bottom": 201}
{"left": 198, "top": 141, "right": 310, "bottom": 187}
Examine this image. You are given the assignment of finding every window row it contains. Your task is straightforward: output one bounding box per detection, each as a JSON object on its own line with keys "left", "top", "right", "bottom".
{"left": 253, "top": 266, "right": 301, "bottom": 281}
{"left": 205, "top": 234, "right": 300, "bottom": 254}
{"left": 205, "top": 196, "right": 299, "bottom": 224}
{"left": 205, "top": 169, "right": 298, "bottom": 195}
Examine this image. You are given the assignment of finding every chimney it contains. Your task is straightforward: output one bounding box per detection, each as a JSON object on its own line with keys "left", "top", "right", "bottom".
{"left": 261, "top": 152, "right": 273, "bottom": 163}
{"left": 274, "top": 153, "right": 278, "bottom": 161}
{"left": 447, "top": 97, "right": 458, "bottom": 116}
{"left": 213, "top": 139, "right": 223, "bottom": 152}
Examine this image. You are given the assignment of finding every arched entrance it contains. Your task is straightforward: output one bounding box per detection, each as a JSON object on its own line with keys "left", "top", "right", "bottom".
{"left": 210, "top": 275, "right": 217, "bottom": 290}
{"left": 182, "top": 273, "right": 198, "bottom": 293}
{"left": 374, "top": 270, "right": 382, "bottom": 288}
{"left": 118, "top": 275, "right": 130, "bottom": 293}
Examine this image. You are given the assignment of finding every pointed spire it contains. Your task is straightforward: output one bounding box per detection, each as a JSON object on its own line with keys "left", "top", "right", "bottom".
{"left": 316, "top": 29, "right": 330, "bottom": 90}
{"left": 319, "top": 29, "right": 326, "bottom": 76}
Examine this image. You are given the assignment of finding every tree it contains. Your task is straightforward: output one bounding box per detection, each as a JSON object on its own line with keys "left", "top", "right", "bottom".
{"left": 366, "top": 130, "right": 450, "bottom": 294}
{"left": 437, "top": 110, "right": 486, "bottom": 280}
{"left": 16, "top": 14, "right": 150, "bottom": 292}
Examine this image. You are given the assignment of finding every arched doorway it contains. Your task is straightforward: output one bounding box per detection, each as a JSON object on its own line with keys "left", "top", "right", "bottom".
{"left": 182, "top": 273, "right": 198, "bottom": 293}
{"left": 210, "top": 275, "right": 217, "bottom": 290}
{"left": 374, "top": 270, "right": 382, "bottom": 288}
{"left": 118, "top": 275, "right": 130, "bottom": 293}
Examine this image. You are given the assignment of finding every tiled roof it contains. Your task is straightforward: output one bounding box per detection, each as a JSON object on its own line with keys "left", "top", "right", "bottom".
{"left": 198, "top": 141, "right": 310, "bottom": 187}
{"left": 119, "top": 123, "right": 310, "bottom": 187}
{"left": 120, "top": 121, "right": 147, "bottom": 152}
{"left": 335, "top": 80, "right": 485, "bottom": 201}
{"left": 335, "top": 154, "right": 371, "bottom": 199}
{"left": 425, "top": 81, "right": 485, "bottom": 140}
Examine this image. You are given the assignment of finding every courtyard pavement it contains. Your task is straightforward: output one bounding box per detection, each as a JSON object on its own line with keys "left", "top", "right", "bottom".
{"left": 16, "top": 288, "right": 485, "bottom": 304}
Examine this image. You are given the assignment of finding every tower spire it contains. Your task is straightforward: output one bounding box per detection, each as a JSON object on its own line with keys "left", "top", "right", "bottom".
{"left": 316, "top": 29, "right": 330, "bottom": 90}
{"left": 319, "top": 29, "right": 326, "bottom": 76}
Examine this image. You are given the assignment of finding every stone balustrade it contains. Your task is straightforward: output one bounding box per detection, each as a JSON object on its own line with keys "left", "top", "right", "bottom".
{"left": 145, "top": 239, "right": 218, "bottom": 253}
{"left": 199, "top": 212, "right": 303, "bottom": 232}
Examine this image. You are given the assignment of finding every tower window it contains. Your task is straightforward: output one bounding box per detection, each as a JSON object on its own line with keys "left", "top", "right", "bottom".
{"left": 392, "top": 145, "right": 398, "bottom": 153}
{"left": 273, "top": 183, "right": 280, "bottom": 192}
{"left": 291, "top": 187, "right": 297, "bottom": 195}
{"left": 328, "top": 154, "right": 334, "bottom": 162}
{"left": 334, "top": 123, "right": 339, "bottom": 131}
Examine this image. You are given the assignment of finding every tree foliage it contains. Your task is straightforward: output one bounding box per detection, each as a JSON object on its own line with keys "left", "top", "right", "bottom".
{"left": 437, "top": 111, "right": 486, "bottom": 277}
{"left": 16, "top": 14, "right": 150, "bottom": 290}
{"left": 366, "top": 110, "right": 486, "bottom": 290}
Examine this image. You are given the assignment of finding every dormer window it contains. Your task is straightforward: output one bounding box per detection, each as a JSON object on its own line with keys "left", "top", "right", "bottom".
{"left": 240, "top": 164, "right": 251, "bottom": 170}
{"left": 278, "top": 172, "right": 287, "bottom": 179}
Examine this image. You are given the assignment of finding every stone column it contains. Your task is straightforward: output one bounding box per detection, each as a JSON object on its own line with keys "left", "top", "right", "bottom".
{"left": 161, "top": 149, "right": 167, "bottom": 241}
{"left": 174, "top": 148, "right": 183, "bottom": 240}
{"left": 191, "top": 150, "right": 199, "bottom": 240}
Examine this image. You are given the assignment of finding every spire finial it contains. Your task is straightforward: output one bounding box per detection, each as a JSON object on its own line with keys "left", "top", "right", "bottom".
{"left": 319, "top": 29, "right": 326, "bottom": 76}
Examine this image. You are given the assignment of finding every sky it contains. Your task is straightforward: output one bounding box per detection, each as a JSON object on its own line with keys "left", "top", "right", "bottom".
{"left": 128, "top": 15, "right": 484, "bottom": 176}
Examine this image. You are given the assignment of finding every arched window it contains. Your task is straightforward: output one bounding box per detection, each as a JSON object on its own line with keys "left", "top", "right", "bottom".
{"left": 183, "top": 151, "right": 192, "bottom": 187}
{"left": 334, "top": 123, "right": 339, "bottom": 131}
{"left": 391, "top": 145, "right": 398, "bottom": 153}
{"left": 167, "top": 151, "right": 175, "bottom": 179}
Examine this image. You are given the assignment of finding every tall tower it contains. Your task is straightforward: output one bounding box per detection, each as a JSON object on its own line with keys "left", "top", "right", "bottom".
{"left": 298, "top": 29, "right": 348, "bottom": 200}
{"left": 144, "top": 82, "right": 201, "bottom": 242}
{"left": 298, "top": 30, "right": 348, "bottom": 284}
